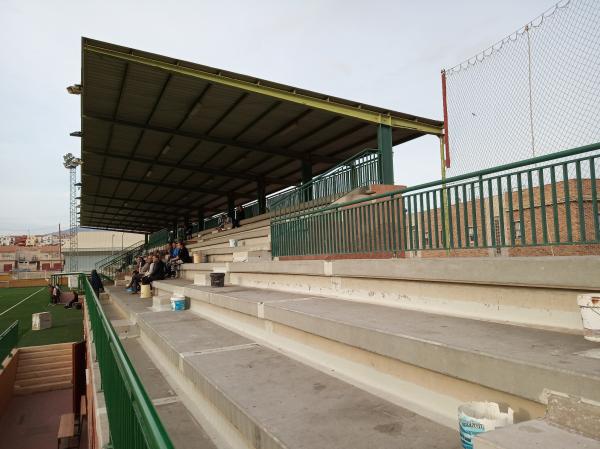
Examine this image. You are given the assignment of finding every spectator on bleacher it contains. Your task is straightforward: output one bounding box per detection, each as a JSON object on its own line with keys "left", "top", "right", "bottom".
{"left": 90, "top": 270, "right": 104, "bottom": 298}
{"left": 217, "top": 213, "right": 230, "bottom": 232}
{"left": 64, "top": 290, "right": 79, "bottom": 309}
{"left": 141, "top": 254, "right": 166, "bottom": 286}
{"left": 127, "top": 256, "right": 147, "bottom": 293}
{"left": 168, "top": 240, "right": 191, "bottom": 278}
{"left": 185, "top": 223, "right": 194, "bottom": 240}
{"left": 233, "top": 205, "right": 245, "bottom": 228}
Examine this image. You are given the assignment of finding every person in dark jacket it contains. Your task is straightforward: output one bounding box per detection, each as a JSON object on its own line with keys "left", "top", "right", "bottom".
{"left": 65, "top": 290, "right": 79, "bottom": 309}
{"left": 90, "top": 269, "right": 104, "bottom": 298}
{"left": 142, "top": 254, "right": 166, "bottom": 285}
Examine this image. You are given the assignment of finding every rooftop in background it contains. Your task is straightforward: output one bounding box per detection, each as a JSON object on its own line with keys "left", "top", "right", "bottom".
{"left": 78, "top": 38, "right": 443, "bottom": 233}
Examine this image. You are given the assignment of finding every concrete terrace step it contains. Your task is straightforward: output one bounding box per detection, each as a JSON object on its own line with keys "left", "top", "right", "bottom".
{"left": 15, "top": 373, "right": 71, "bottom": 388}
{"left": 13, "top": 380, "right": 72, "bottom": 396}
{"left": 474, "top": 419, "right": 599, "bottom": 449}
{"left": 189, "top": 227, "right": 269, "bottom": 250}
{"left": 17, "top": 354, "right": 71, "bottom": 368}
{"left": 120, "top": 338, "right": 218, "bottom": 449}
{"left": 18, "top": 348, "right": 71, "bottom": 360}
{"left": 130, "top": 308, "right": 460, "bottom": 449}
{"left": 150, "top": 280, "right": 600, "bottom": 408}
{"left": 15, "top": 366, "right": 71, "bottom": 380}
{"left": 195, "top": 218, "right": 270, "bottom": 241}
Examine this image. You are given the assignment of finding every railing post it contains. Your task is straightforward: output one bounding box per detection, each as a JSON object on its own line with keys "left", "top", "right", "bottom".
{"left": 377, "top": 124, "right": 394, "bottom": 185}
{"left": 228, "top": 194, "right": 235, "bottom": 220}
{"left": 302, "top": 160, "right": 313, "bottom": 202}
{"left": 198, "top": 208, "right": 205, "bottom": 231}
{"left": 257, "top": 179, "right": 267, "bottom": 214}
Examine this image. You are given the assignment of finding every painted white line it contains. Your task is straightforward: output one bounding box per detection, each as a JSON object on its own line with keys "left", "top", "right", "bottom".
{"left": 0, "top": 287, "right": 45, "bottom": 317}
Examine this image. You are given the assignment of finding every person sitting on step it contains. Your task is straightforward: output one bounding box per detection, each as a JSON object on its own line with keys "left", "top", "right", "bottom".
{"left": 141, "top": 254, "right": 166, "bottom": 288}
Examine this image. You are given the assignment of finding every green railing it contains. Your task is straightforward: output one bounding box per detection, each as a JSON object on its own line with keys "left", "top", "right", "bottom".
{"left": 97, "top": 228, "right": 170, "bottom": 280}
{"left": 272, "top": 142, "right": 600, "bottom": 257}
{"left": 82, "top": 273, "right": 174, "bottom": 449}
{"left": 0, "top": 320, "right": 19, "bottom": 364}
{"left": 269, "top": 148, "right": 382, "bottom": 216}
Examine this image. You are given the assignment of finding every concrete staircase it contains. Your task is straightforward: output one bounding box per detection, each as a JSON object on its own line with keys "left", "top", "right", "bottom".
{"left": 188, "top": 216, "right": 271, "bottom": 263}
{"left": 14, "top": 343, "right": 73, "bottom": 395}
{"left": 98, "top": 256, "right": 600, "bottom": 449}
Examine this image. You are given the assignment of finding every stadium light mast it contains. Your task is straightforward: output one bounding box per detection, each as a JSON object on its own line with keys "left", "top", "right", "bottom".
{"left": 63, "top": 152, "right": 82, "bottom": 272}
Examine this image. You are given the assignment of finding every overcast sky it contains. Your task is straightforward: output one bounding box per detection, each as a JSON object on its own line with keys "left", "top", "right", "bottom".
{"left": 0, "top": 0, "right": 553, "bottom": 235}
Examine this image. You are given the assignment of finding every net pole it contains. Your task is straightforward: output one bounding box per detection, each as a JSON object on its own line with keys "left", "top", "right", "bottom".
{"left": 439, "top": 136, "right": 451, "bottom": 253}
{"left": 441, "top": 70, "right": 451, "bottom": 168}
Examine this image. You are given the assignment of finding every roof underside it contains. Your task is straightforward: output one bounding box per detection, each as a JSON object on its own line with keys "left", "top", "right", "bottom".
{"left": 79, "top": 38, "right": 443, "bottom": 233}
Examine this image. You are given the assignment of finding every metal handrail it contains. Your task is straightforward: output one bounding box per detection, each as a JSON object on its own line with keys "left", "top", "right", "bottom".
{"left": 0, "top": 320, "right": 19, "bottom": 364}
{"left": 271, "top": 141, "right": 600, "bottom": 257}
{"left": 81, "top": 273, "right": 174, "bottom": 449}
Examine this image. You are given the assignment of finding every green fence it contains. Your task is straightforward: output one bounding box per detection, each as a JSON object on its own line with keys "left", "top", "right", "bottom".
{"left": 269, "top": 149, "right": 381, "bottom": 216}
{"left": 82, "top": 273, "right": 174, "bottom": 449}
{"left": 0, "top": 320, "right": 19, "bottom": 364}
{"left": 272, "top": 142, "right": 600, "bottom": 257}
{"left": 96, "top": 228, "right": 170, "bottom": 280}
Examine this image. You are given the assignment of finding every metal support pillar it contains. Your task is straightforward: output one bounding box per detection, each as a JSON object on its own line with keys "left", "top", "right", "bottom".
{"left": 228, "top": 194, "right": 235, "bottom": 219}
{"left": 301, "top": 160, "right": 313, "bottom": 201}
{"left": 144, "top": 234, "right": 149, "bottom": 245}
{"left": 198, "top": 208, "right": 205, "bottom": 231}
{"left": 257, "top": 179, "right": 266, "bottom": 214}
{"left": 172, "top": 220, "right": 177, "bottom": 242}
{"left": 377, "top": 124, "right": 394, "bottom": 185}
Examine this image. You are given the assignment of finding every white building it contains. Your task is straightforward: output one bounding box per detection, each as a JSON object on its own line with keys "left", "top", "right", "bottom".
{"left": 0, "top": 235, "right": 14, "bottom": 246}
{"left": 61, "top": 230, "right": 144, "bottom": 272}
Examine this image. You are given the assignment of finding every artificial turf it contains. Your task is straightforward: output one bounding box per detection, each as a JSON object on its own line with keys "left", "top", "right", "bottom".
{"left": 0, "top": 286, "right": 83, "bottom": 347}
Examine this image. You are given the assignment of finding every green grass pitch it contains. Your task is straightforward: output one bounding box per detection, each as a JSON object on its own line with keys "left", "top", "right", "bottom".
{"left": 0, "top": 286, "right": 83, "bottom": 348}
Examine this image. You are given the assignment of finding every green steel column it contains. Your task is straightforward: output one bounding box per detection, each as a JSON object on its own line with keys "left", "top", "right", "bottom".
{"left": 172, "top": 220, "right": 177, "bottom": 242}
{"left": 198, "top": 208, "right": 205, "bottom": 231}
{"left": 257, "top": 179, "right": 266, "bottom": 214}
{"left": 302, "top": 160, "right": 313, "bottom": 201}
{"left": 228, "top": 194, "right": 235, "bottom": 219}
{"left": 377, "top": 124, "right": 394, "bottom": 185}
{"left": 144, "top": 233, "right": 149, "bottom": 245}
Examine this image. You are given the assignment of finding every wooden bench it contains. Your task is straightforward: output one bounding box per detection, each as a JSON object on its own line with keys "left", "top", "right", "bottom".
{"left": 57, "top": 413, "right": 75, "bottom": 449}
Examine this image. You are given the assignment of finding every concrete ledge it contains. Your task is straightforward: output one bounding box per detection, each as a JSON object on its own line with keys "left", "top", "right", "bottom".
{"left": 473, "top": 420, "right": 599, "bottom": 449}
{"left": 151, "top": 280, "right": 600, "bottom": 406}
{"left": 133, "top": 305, "right": 460, "bottom": 449}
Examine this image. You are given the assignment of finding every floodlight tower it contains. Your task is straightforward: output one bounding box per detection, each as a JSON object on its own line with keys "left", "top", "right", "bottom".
{"left": 63, "top": 153, "right": 82, "bottom": 272}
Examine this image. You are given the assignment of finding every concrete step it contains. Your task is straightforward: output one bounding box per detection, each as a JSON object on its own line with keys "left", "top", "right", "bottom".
{"left": 17, "top": 354, "right": 71, "bottom": 368}
{"left": 13, "top": 379, "right": 72, "bottom": 395}
{"left": 190, "top": 227, "right": 270, "bottom": 249}
{"left": 144, "top": 279, "right": 600, "bottom": 427}
{"left": 18, "top": 348, "right": 71, "bottom": 361}
{"left": 119, "top": 338, "right": 219, "bottom": 449}
{"left": 130, "top": 308, "right": 460, "bottom": 449}
{"left": 198, "top": 257, "right": 599, "bottom": 332}
{"left": 18, "top": 342, "right": 72, "bottom": 353}
{"left": 474, "top": 419, "right": 599, "bottom": 449}
{"left": 15, "top": 366, "right": 71, "bottom": 380}
{"left": 17, "top": 358, "right": 71, "bottom": 372}
{"left": 15, "top": 373, "right": 71, "bottom": 388}
{"left": 195, "top": 218, "right": 271, "bottom": 241}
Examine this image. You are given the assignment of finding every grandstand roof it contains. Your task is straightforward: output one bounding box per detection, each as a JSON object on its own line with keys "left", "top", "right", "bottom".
{"left": 78, "top": 38, "right": 443, "bottom": 233}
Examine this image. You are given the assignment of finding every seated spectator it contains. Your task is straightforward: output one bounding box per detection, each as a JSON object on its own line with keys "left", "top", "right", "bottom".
{"left": 141, "top": 254, "right": 166, "bottom": 286}
{"left": 169, "top": 240, "right": 191, "bottom": 278}
{"left": 64, "top": 290, "right": 80, "bottom": 309}
{"left": 217, "top": 213, "right": 231, "bottom": 232}
{"left": 185, "top": 223, "right": 194, "bottom": 240}
{"left": 128, "top": 256, "right": 150, "bottom": 293}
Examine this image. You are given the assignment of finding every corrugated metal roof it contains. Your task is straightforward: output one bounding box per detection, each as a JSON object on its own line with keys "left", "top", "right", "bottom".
{"left": 79, "top": 38, "right": 443, "bottom": 233}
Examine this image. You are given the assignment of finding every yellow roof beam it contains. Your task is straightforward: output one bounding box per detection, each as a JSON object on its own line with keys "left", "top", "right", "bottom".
{"left": 84, "top": 44, "right": 443, "bottom": 136}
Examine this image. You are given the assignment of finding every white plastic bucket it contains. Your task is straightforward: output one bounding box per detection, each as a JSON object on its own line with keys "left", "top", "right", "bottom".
{"left": 577, "top": 294, "right": 600, "bottom": 342}
{"left": 229, "top": 239, "right": 238, "bottom": 247}
{"left": 458, "top": 402, "right": 513, "bottom": 449}
{"left": 171, "top": 295, "right": 186, "bottom": 311}
{"left": 140, "top": 284, "right": 152, "bottom": 299}
{"left": 193, "top": 253, "right": 202, "bottom": 264}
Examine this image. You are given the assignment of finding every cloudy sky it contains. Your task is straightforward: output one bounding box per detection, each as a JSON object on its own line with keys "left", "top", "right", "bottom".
{"left": 0, "top": 0, "right": 553, "bottom": 234}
